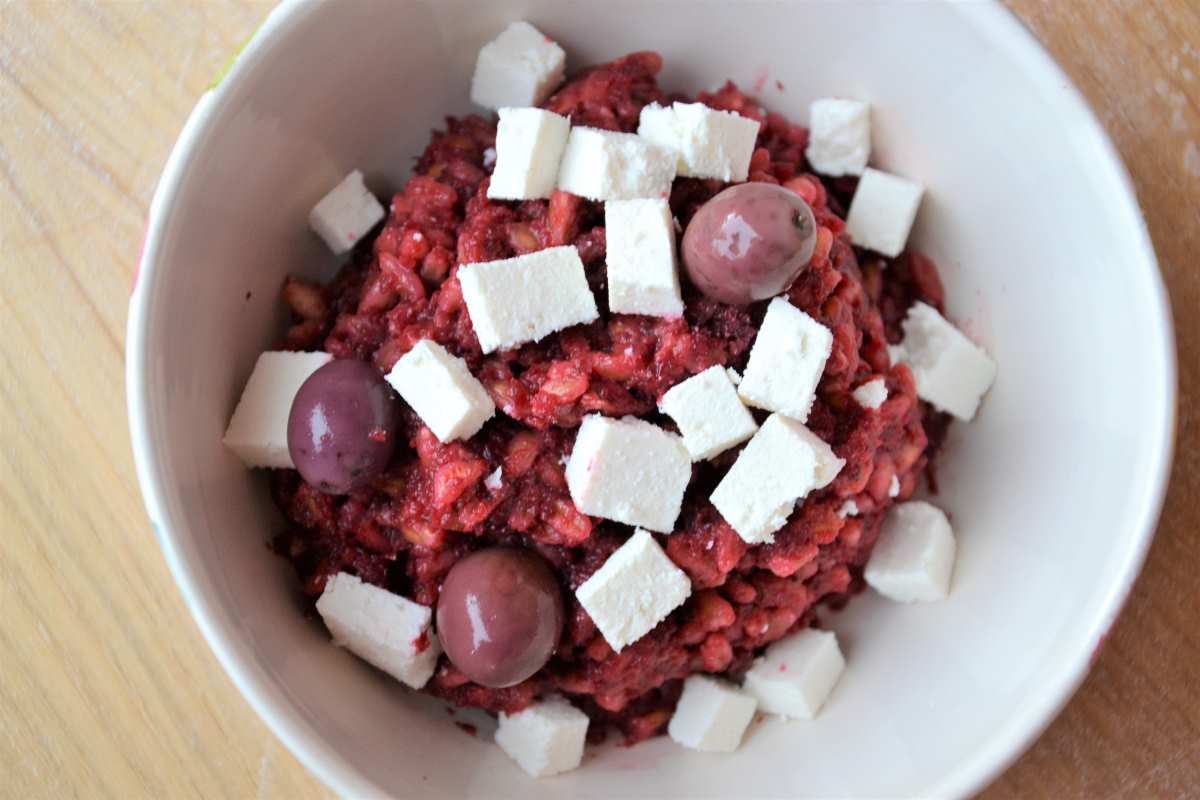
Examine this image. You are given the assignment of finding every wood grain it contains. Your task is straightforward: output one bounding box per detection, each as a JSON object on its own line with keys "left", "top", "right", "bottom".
{"left": 0, "top": 2, "right": 1195, "bottom": 797}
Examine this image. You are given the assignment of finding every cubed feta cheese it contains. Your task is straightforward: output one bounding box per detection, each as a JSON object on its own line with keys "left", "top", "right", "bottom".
{"left": 864, "top": 500, "right": 956, "bottom": 602}
{"left": 308, "top": 170, "right": 385, "bottom": 255}
{"left": 637, "top": 101, "right": 761, "bottom": 182}
{"left": 837, "top": 499, "right": 860, "bottom": 518}
{"left": 469, "top": 21, "right": 566, "bottom": 110}
{"left": 484, "top": 467, "right": 503, "bottom": 492}
{"left": 565, "top": 415, "right": 691, "bottom": 533}
{"left": 891, "top": 302, "right": 996, "bottom": 421}
{"left": 888, "top": 474, "right": 901, "bottom": 498}
{"left": 458, "top": 246, "right": 599, "bottom": 354}
{"left": 487, "top": 108, "right": 570, "bottom": 200}
{"left": 659, "top": 365, "right": 758, "bottom": 461}
{"left": 605, "top": 198, "right": 684, "bottom": 317}
{"left": 385, "top": 339, "right": 495, "bottom": 443}
{"left": 805, "top": 98, "right": 871, "bottom": 177}
{"left": 738, "top": 298, "right": 833, "bottom": 422}
{"left": 495, "top": 695, "right": 589, "bottom": 778}
{"left": 575, "top": 528, "right": 692, "bottom": 652}
{"left": 844, "top": 167, "right": 924, "bottom": 258}
{"left": 667, "top": 675, "right": 758, "bottom": 752}
{"left": 743, "top": 628, "right": 845, "bottom": 719}
{"left": 710, "top": 413, "right": 844, "bottom": 544}
{"left": 223, "top": 351, "right": 333, "bottom": 468}
{"left": 315, "top": 572, "right": 440, "bottom": 689}
{"left": 851, "top": 377, "right": 888, "bottom": 410}
{"left": 556, "top": 127, "right": 676, "bottom": 201}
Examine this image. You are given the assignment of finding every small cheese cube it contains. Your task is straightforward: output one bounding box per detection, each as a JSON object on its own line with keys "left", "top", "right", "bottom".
{"left": 469, "top": 21, "right": 566, "bottom": 110}
{"left": 556, "top": 127, "right": 676, "bottom": 201}
{"left": 667, "top": 675, "right": 758, "bottom": 753}
{"left": 844, "top": 167, "right": 924, "bottom": 258}
{"left": 637, "top": 101, "right": 761, "bottom": 182}
{"left": 458, "top": 246, "right": 598, "bottom": 354}
{"left": 888, "top": 474, "right": 901, "bottom": 498}
{"left": 605, "top": 198, "right": 683, "bottom": 317}
{"left": 738, "top": 298, "right": 833, "bottom": 422}
{"left": 852, "top": 377, "right": 888, "bottom": 410}
{"left": 487, "top": 108, "right": 570, "bottom": 200}
{"left": 659, "top": 365, "right": 758, "bottom": 461}
{"left": 308, "top": 170, "right": 385, "bottom": 255}
{"left": 565, "top": 415, "right": 691, "bottom": 533}
{"left": 495, "top": 696, "right": 589, "bottom": 778}
{"left": 575, "top": 529, "right": 692, "bottom": 652}
{"left": 891, "top": 302, "right": 996, "bottom": 421}
{"left": 805, "top": 98, "right": 871, "bottom": 177}
{"left": 865, "top": 500, "right": 956, "bottom": 602}
{"left": 484, "top": 467, "right": 503, "bottom": 492}
{"left": 223, "top": 351, "right": 333, "bottom": 468}
{"left": 743, "top": 628, "right": 845, "bottom": 719}
{"left": 315, "top": 572, "right": 440, "bottom": 689}
{"left": 385, "top": 339, "right": 495, "bottom": 442}
{"left": 837, "top": 499, "right": 860, "bottom": 518}
{"left": 711, "top": 414, "right": 844, "bottom": 544}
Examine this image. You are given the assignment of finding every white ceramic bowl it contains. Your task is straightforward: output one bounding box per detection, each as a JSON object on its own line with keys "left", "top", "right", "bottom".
{"left": 126, "top": 1, "right": 1176, "bottom": 796}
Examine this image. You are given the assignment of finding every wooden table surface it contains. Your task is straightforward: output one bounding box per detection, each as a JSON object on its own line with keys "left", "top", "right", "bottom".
{"left": 1, "top": 2, "right": 1196, "bottom": 797}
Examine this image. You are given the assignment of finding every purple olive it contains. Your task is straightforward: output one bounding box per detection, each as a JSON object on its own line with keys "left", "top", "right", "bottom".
{"left": 287, "top": 359, "right": 398, "bottom": 494}
{"left": 682, "top": 182, "right": 818, "bottom": 305}
{"left": 436, "top": 548, "right": 564, "bottom": 688}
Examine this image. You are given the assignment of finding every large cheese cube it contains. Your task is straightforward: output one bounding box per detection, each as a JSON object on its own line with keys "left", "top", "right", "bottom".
{"left": 495, "top": 696, "right": 588, "bottom": 777}
{"left": 458, "top": 246, "right": 598, "bottom": 354}
{"left": 844, "top": 167, "right": 924, "bottom": 258}
{"left": 865, "top": 501, "right": 957, "bottom": 602}
{"left": 659, "top": 365, "right": 758, "bottom": 461}
{"left": 308, "top": 170, "right": 385, "bottom": 255}
{"left": 667, "top": 675, "right": 757, "bottom": 752}
{"left": 315, "top": 572, "right": 441, "bottom": 689}
{"left": 565, "top": 415, "right": 691, "bottom": 533}
{"left": 851, "top": 377, "right": 888, "bottom": 410}
{"left": 805, "top": 98, "right": 871, "bottom": 177}
{"left": 891, "top": 302, "right": 996, "bottom": 420}
{"left": 637, "top": 101, "right": 761, "bottom": 182}
{"left": 385, "top": 339, "right": 495, "bottom": 442}
{"left": 738, "top": 298, "right": 834, "bottom": 422}
{"left": 487, "top": 108, "right": 570, "bottom": 200}
{"left": 469, "top": 21, "right": 566, "bottom": 110}
{"left": 743, "top": 628, "right": 845, "bottom": 719}
{"left": 223, "top": 351, "right": 333, "bottom": 468}
{"left": 605, "top": 198, "right": 683, "bottom": 317}
{"left": 556, "top": 127, "right": 676, "bottom": 201}
{"left": 710, "top": 414, "right": 844, "bottom": 544}
{"left": 575, "top": 528, "right": 692, "bottom": 652}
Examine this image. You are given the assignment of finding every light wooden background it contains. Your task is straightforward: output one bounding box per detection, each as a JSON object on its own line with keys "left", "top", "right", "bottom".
{"left": 1, "top": 2, "right": 1196, "bottom": 797}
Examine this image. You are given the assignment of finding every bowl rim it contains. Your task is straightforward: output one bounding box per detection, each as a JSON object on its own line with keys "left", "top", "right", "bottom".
{"left": 125, "top": 0, "right": 1178, "bottom": 796}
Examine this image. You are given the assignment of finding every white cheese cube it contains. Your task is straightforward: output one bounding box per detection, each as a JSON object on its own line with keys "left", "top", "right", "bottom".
{"left": 469, "top": 21, "right": 566, "bottom": 111}
{"left": 865, "top": 500, "right": 956, "bottom": 602}
{"left": 605, "top": 198, "right": 683, "bottom": 317}
{"left": 385, "top": 339, "right": 495, "bottom": 443}
{"left": 308, "top": 170, "right": 385, "bottom": 255}
{"left": 484, "top": 467, "right": 503, "bottom": 492}
{"left": 891, "top": 302, "right": 996, "bottom": 421}
{"left": 223, "top": 351, "right": 333, "bottom": 469}
{"left": 556, "top": 127, "right": 676, "bottom": 201}
{"left": 575, "top": 528, "right": 692, "bottom": 652}
{"left": 495, "top": 696, "right": 589, "bottom": 778}
{"left": 851, "top": 377, "right": 888, "bottom": 410}
{"left": 637, "top": 101, "right": 761, "bottom": 182}
{"left": 743, "top": 628, "right": 845, "bottom": 719}
{"left": 888, "top": 474, "right": 901, "bottom": 498}
{"left": 738, "top": 297, "right": 833, "bottom": 422}
{"left": 659, "top": 365, "right": 758, "bottom": 461}
{"left": 487, "top": 108, "right": 570, "bottom": 200}
{"left": 667, "top": 675, "right": 758, "bottom": 753}
{"left": 805, "top": 98, "right": 871, "bottom": 177}
{"left": 837, "top": 499, "right": 860, "bottom": 518}
{"left": 315, "top": 572, "right": 441, "bottom": 689}
{"left": 458, "top": 246, "right": 599, "bottom": 354}
{"left": 710, "top": 414, "right": 844, "bottom": 544}
{"left": 844, "top": 167, "right": 924, "bottom": 258}
{"left": 565, "top": 415, "right": 691, "bottom": 533}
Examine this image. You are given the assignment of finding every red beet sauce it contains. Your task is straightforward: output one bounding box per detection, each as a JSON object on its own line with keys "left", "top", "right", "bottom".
{"left": 271, "top": 52, "right": 948, "bottom": 745}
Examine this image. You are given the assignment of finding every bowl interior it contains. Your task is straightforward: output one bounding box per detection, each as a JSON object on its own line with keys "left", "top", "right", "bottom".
{"left": 128, "top": 0, "right": 1173, "bottom": 797}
